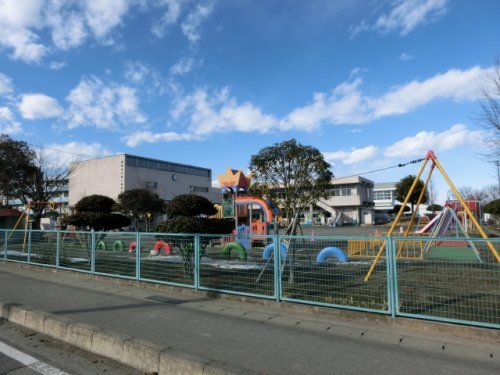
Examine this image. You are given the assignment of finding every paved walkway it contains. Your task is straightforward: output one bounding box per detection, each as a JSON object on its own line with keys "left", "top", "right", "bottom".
{"left": 0, "top": 263, "right": 498, "bottom": 375}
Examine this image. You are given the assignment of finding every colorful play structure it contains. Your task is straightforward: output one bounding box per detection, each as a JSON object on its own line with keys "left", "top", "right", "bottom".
{"left": 218, "top": 168, "right": 349, "bottom": 264}
{"left": 217, "top": 168, "right": 275, "bottom": 260}
{"left": 363, "top": 150, "right": 500, "bottom": 281}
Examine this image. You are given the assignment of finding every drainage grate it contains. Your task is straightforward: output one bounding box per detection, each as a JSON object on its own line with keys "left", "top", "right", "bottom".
{"left": 145, "top": 295, "right": 186, "bottom": 305}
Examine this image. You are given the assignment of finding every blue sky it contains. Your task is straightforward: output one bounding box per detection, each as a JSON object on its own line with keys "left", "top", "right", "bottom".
{"left": 0, "top": 0, "right": 498, "bottom": 202}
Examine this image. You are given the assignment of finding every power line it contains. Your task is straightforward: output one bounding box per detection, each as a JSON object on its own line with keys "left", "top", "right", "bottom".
{"left": 24, "top": 141, "right": 426, "bottom": 180}
{"left": 336, "top": 158, "right": 424, "bottom": 179}
{"left": 26, "top": 142, "right": 104, "bottom": 159}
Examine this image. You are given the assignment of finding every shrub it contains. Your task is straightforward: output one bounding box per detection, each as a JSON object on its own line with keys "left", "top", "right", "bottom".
{"left": 166, "top": 194, "right": 217, "bottom": 218}
{"left": 75, "top": 195, "right": 115, "bottom": 213}
{"left": 483, "top": 199, "right": 500, "bottom": 215}
{"left": 427, "top": 204, "right": 443, "bottom": 212}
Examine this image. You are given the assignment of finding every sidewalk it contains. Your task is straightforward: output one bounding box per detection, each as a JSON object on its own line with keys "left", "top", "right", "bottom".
{"left": 0, "top": 262, "right": 499, "bottom": 374}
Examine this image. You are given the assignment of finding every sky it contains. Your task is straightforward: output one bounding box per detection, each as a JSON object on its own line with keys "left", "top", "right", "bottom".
{"left": 0, "top": 0, "right": 499, "bottom": 203}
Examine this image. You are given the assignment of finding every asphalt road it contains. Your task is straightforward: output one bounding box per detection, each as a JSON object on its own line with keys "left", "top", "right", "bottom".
{"left": 0, "top": 263, "right": 498, "bottom": 375}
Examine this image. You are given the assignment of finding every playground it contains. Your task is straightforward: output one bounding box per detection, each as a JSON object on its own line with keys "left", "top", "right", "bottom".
{"left": 1, "top": 151, "right": 499, "bottom": 327}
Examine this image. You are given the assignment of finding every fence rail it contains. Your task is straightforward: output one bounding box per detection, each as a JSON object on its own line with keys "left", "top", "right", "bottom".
{"left": 0, "top": 229, "right": 498, "bottom": 329}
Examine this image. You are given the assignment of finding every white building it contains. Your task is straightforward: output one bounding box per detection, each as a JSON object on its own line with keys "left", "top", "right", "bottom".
{"left": 304, "top": 176, "right": 375, "bottom": 226}
{"left": 69, "top": 154, "right": 220, "bottom": 207}
{"left": 373, "top": 182, "right": 398, "bottom": 214}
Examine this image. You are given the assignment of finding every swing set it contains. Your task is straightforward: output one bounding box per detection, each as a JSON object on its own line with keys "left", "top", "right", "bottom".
{"left": 364, "top": 150, "right": 500, "bottom": 282}
{"left": 7, "top": 201, "right": 57, "bottom": 253}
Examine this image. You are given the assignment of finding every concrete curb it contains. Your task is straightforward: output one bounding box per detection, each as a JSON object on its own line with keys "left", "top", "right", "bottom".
{"left": 0, "top": 300, "right": 253, "bottom": 375}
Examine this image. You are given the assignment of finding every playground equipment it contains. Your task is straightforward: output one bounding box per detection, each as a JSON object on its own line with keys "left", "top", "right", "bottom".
{"left": 316, "top": 247, "right": 349, "bottom": 263}
{"left": 217, "top": 168, "right": 277, "bottom": 258}
{"left": 364, "top": 150, "right": 500, "bottom": 281}
{"left": 217, "top": 167, "right": 349, "bottom": 265}
{"left": 7, "top": 201, "right": 57, "bottom": 253}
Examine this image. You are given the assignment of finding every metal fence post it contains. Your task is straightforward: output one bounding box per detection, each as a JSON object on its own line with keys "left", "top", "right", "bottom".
{"left": 274, "top": 234, "right": 281, "bottom": 302}
{"left": 391, "top": 236, "right": 399, "bottom": 317}
{"left": 194, "top": 234, "right": 200, "bottom": 289}
{"left": 386, "top": 236, "right": 396, "bottom": 318}
{"left": 27, "top": 227, "right": 32, "bottom": 263}
{"left": 136, "top": 232, "right": 141, "bottom": 281}
{"left": 91, "top": 230, "right": 96, "bottom": 274}
{"left": 56, "top": 230, "right": 61, "bottom": 268}
{"left": 3, "top": 230, "right": 7, "bottom": 260}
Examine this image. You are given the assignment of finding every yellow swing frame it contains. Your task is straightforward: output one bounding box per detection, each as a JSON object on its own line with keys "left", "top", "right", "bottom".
{"left": 7, "top": 201, "right": 57, "bottom": 253}
{"left": 364, "top": 150, "right": 499, "bottom": 282}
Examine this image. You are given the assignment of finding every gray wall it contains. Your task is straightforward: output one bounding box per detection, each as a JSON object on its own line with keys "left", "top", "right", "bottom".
{"left": 124, "top": 164, "right": 213, "bottom": 201}
{"left": 69, "top": 155, "right": 124, "bottom": 206}
{"left": 69, "top": 154, "right": 219, "bottom": 207}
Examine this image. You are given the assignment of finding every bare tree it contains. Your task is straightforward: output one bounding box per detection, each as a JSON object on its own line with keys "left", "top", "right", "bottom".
{"left": 428, "top": 178, "right": 438, "bottom": 204}
{"left": 476, "top": 58, "right": 500, "bottom": 163}
{"left": 458, "top": 185, "right": 498, "bottom": 204}
{"left": 16, "top": 151, "right": 74, "bottom": 229}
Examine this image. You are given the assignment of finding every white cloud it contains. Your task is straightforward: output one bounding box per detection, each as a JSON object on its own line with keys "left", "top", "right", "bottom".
{"left": 142, "top": 65, "right": 492, "bottom": 144}
{"left": 123, "top": 65, "right": 492, "bottom": 146}
{"left": 282, "top": 66, "right": 491, "bottom": 130}
{"left": 83, "top": 0, "right": 129, "bottom": 40}
{"left": 324, "top": 146, "right": 378, "bottom": 165}
{"left": 351, "top": 0, "right": 448, "bottom": 37}
{"left": 383, "top": 124, "right": 483, "bottom": 158}
{"left": 0, "top": 73, "right": 13, "bottom": 95}
{"left": 181, "top": 1, "right": 214, "bottom": 43}
{"left": 0, "top": 106, "right": 21, "bottom": 134}
{"left": 43, "top": 141, "right": 112, "bottom": 167}
{"left": 18, "top": 93, "right": 63, "bottom": 119}
{"left": 65, "top": 76, "right": 146, "bottom": 130}
{"left": 170, "top": 57, "right": 196, "bottom": 75}
{"left": 124, "top": 61, "right": 150, "bottom": 83}
{"left": 151, "top": 0, "right": 183, "bottom": 38}
{"left": 0, "top": 0, "right": 46, "bottom": 62}
{"left": 122, "top": 131, "right": 196, "bottom": 147}
{"left": 45, "top": 1, "right": 87, "bottom": 50}
{"left": 281, "top": 78, "right": 370, "bottom": 130}
{"left": 0, "top": 0, "right": 132, "bottom": 63}
{"left": 399, "top": 52, "right": 413, "bottom": 61}
{"left": 172, "top": 87, "right": 279, "bottom": 137}
{"left": 48, "top": 61, "right": 66, "bottom": 70}
{"left": 321, "top": 124, "right": 483, "bottom": 166}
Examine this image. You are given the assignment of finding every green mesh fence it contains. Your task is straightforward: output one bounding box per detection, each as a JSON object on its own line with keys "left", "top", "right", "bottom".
{"left": 279, "top": 236, "right": 390, "bottom": 312}
{"left": 94, "top": 232, "right": 137, "bottom": 278}
{"left": 139, "top": 233, "right": 196, "bottom": 287}
{"left": 1, "top": 228, "right": 499, "bottom": 328}
{"left": 29, "top": 230, "right": 57, "bottom": 266}
{"left": 393, "top": 237, "right": 500, "bottom": 325}
{"left": 4, "top": 230, "right": 30, "bottom": 262}
{"left": 59, "top": 230, "right": 91, "bottom": 272}
{"left": 198, "top": 234, "right": 275, "bottom": 297}
{"left": 1, "top": 230, "right": 7, "bottom": 260}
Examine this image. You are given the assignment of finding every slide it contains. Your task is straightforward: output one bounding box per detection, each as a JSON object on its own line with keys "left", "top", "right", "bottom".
{"left": 416, "top": 211, "right": 442, "bottom": 234}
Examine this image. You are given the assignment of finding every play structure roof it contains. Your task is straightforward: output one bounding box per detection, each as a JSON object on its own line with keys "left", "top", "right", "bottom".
{"left": 217, "top": 168, "right": 251, "bottom": 188}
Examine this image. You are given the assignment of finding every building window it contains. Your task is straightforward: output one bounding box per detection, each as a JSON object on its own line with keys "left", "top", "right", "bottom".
{"left": 145, "top": 181, "right": 157, "bottom": 190}
{"left": 328, "top": 185, "right": 357, "bottom": 197}
{"left": 125, "top": 155, "right": 211, "bottom": 178}
{"left": 190, "top": 186, "right": 209, "bottom": 193}
{"left": 373, "top": 190, "right": 392, "bottom": 200}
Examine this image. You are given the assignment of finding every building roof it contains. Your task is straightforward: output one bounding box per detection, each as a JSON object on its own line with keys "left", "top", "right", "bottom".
{"left": 374, "top": 182, "right": 397, "bottom": 190}
{"left": 71, "top": 153, "right": 212, "bottom": 178}
{"left": 0, "top": 208, "right": 22, "bottom": 217}
{"left": 331, "top": 176, "right": 374, "bottom": 185}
